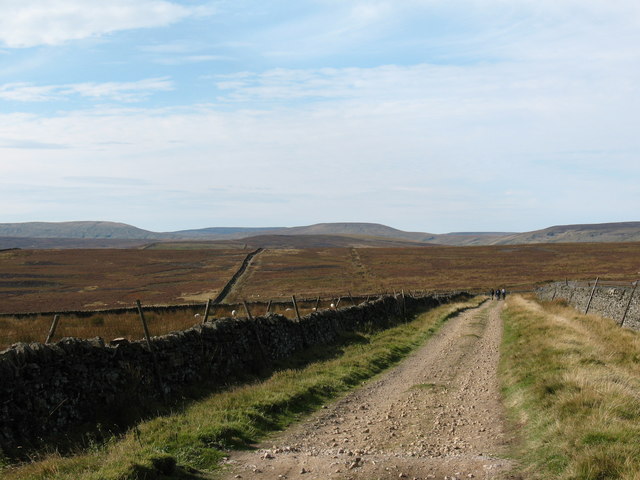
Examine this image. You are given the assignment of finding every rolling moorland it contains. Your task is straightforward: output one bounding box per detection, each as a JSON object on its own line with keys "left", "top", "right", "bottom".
{"left": 2, "top": 221, "right": 640, "bottom": 480}
{"left": 2, "top": 242, "right": 640, "bottom": 316}
{"left": 1, "top": 239, "right": 640, "bottom": 350}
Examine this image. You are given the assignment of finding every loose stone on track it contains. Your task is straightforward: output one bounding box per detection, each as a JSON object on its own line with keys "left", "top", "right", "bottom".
{"left": 218, "top": 300, "right": 516, "bottom": 480}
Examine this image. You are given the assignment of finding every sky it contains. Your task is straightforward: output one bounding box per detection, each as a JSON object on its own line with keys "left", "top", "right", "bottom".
{"left": 1, "top": 0, "right": 639, "bottom": 234}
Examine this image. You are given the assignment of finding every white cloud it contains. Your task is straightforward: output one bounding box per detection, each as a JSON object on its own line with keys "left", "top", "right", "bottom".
{"left": 2, "top": 0, "right": 640, "bottom": 230}
{"left": 154, "top": 54, "right": 228, "bottom": 65}
{"left": 0, "top": 77, "right": 173, "bottom": 102}
{"left": 0, "top": 0, "right": 212, "bottom": 48}
{"left": 1, "top": 93, "right": 638, "bottom": 231}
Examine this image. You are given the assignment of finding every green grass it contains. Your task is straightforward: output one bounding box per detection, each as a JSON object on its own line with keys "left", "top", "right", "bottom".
{"left": 2, "top": 298, "right": 482, "bottom": 480}
{"left": 500, "top": 295, "right": 640, "bottom": 480}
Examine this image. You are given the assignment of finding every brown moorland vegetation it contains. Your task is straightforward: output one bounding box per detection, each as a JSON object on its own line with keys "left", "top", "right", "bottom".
{"left": 3, "top": 242, "right": 640, "bottom": 313}
{"left": 229, "top": 242, "right": 640, "bottom": 301}
{"left": 2, "top": 242, "right": 640, "bottom": 348}
{"left": 224, "top": 247, "right": 381, "bottom": 303}
{"left": 0, "top": 248, "right": 248, "bottom": 313}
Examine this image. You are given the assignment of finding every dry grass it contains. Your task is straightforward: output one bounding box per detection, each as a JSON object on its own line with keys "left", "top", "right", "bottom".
{"left": 501, "top": 294, "right": 640, "bottom": 479}
{"left": 0, "top": 310, "right": 206, "bottom": 349}
{"left": 0, "top": 298, "right": 354, "bottom": 350}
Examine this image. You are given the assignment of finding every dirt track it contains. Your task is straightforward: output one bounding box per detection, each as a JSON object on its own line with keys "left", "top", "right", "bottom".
{"left": 218, "top": 300, "right": 517, "bottom": 480}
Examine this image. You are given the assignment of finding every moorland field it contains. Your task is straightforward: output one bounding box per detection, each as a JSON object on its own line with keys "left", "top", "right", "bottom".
{"left": 1, "top": 242, "right": 639, "bottom": 348}
{"left": 3, "top": 242, "right": 640, "bottom": 313}
{"left": 223, "top": 242, "right": 640, "bottom": 302}
{"left": 0, "top": 248, "right": 249, "bottom": 313}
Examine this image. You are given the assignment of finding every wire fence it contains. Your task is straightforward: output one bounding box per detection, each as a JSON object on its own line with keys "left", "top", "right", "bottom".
{"left": 0, "top": 289, "right": 446, "bottom": 350}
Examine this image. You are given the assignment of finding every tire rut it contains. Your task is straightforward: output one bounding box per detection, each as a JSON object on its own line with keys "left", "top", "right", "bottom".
{"left": 217, "top": 300, "right": 517, "bottom": 480}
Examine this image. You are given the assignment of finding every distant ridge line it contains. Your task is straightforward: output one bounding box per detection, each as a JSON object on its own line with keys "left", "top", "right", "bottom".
{"left": 1, "top": 220, "right": 640, "bottom": 248}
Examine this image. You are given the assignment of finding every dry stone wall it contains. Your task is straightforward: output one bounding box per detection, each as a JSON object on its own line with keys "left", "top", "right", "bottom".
{"left": 536, "top": 282, "right": 640, "bottom": 331}
{"left": 0, "top": 293, "right": 468, "bottom": 456}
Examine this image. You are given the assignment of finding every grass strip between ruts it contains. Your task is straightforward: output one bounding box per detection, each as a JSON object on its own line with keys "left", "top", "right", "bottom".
{"left": 500, "top": 295, "right": 640, "bottom": 480}
{"left": 2, "top": 297, "right": 483, "bottom": 480}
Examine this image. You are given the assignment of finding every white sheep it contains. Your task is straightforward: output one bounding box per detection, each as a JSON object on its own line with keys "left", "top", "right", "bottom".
{"left": 231, "top": 310, "right": 237, "bottom": 317}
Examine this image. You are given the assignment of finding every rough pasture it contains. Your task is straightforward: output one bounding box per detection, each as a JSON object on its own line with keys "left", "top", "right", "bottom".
{"left": 0, "top": 248, "right": 248, "bottom": 314}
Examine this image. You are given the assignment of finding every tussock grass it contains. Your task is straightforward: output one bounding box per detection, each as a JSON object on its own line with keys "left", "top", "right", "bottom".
{"left": 501, "top": 295, "right": 640, "bottom": 479}
{"left": 1, "top": 298, "right": 482, "bottom": 480}
{"left": 0, "top": 311, "right": 205, "bottom": 350}
{"left": 0, "top": 302, "right": 327, "bottom": 351}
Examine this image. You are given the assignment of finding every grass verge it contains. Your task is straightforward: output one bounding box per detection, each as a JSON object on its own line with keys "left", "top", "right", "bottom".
{"left": 2, "top": 297, "right": 483, "bottom": 480}
{"left": 500, "top": 295, "right": 640, "bottom": 480}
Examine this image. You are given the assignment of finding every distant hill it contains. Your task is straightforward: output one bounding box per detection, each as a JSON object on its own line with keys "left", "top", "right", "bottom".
{"left": 174, "top": 222, "right": 435, "bottom": 242}
{"left": 149, "top": 234, "right": 435, "bottom": 250}
{"left": 0, "top": 221, "right": 514, "bottom": 247}
{"left": 1, "top": 220, "right": 639, "bottom": 249}
{"left": 171, "top": 226, "right": 281, "bottom": 238}
{"left": 422, "top": 232, "right": 515, "bottom": 246}
{"left": 0, "top": 221, "right": 161, "bottom": 239}
{"left": 0, "top": 237, "right": 150, "bottom": 250}
{"left": 493, "top": 222, "right": 640, "bottom": 245}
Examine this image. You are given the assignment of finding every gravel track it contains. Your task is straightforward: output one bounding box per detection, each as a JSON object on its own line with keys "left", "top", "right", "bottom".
{"left": 218, "top": 300, "right": 516, "bottom": 480}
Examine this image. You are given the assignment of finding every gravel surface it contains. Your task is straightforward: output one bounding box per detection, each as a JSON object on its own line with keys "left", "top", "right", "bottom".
{"left": 217, "top": 300, "right": 517, "bottom": 480}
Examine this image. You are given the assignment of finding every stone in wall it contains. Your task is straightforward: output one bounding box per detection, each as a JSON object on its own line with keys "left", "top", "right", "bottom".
{"left": 537, "top": 282, "right": 640, "bottom": 331}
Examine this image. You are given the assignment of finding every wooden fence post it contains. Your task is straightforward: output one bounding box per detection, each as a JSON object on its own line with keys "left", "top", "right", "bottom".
{"left": 335, "top": 297, "right": 342, "bottom": 308}
{"left": 45, "top": 314, "right": 60, "bottom": 344}
{"left": 136, "top": 300, "right": 154, "bottom": 350}
{"left": 136, "top": 300, "right": 165, "bottom": 399}
{"left": 242, "top": 300, "right": 253, "bottom": 320}
{"left": 202, "top": 298, "right": 212, "bottom": 324}
{"left": 348, "top": 291, "right": 356, "bottom": 306}
{"left": 314, "top": 296, "right": 320, "bottom": 311}
{"left": 265, "top": 299, "right": 272, "bottom": 315}
{"left": 401, "top": 289, "right": 407, "bottom": 321}
{"left": 584, "top": 277, "right": 599, "bottom": 314}
{"left": 292, "top": 295, "right": 301, "bottom": 321}
{"left": 620, "top": 281, "right": 638, "bottom": 327}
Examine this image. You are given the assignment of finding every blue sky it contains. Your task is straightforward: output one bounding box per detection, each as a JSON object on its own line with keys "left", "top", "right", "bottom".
{"left": 1, "top": 0, "right": 639, "bottom": 233}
